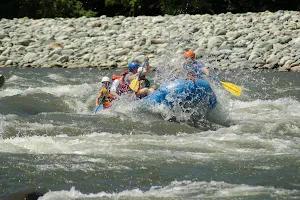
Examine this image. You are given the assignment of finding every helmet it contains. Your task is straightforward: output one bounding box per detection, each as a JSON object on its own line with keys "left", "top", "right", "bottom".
{"left": 128, "top": 62, "right": 139, "bottom": 72}
{"left": 101, "top": 76, "right": 110, "bottom": 83}
{"left": 121, "top": 71, "right": 127, "bottom": 76}
{"left": 184, "top": 50, "right": 195, "bottom": 58}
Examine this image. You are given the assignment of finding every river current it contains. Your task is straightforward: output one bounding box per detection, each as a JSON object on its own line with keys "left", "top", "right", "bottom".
{"left": 0, "top": 67, "right": 300, "bottom": 199}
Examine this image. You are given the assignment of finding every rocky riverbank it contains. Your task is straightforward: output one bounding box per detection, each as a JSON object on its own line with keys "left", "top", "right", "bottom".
{"left": 0, "top": 10, "right": 300, "bottom": 71}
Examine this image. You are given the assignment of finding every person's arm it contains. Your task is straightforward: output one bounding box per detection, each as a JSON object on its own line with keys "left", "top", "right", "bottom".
{"left": 196, "top": 61, "right": 209, "bottom": 76}
{"left": 136, "top": 56, "right": 150, "bottom": 78}
{"left": 110, "top": 80, "right": 121, "bottom": 99}
{"left": 143, "top": 56, "right": 150, "bottom": 75}
{"left": 127, "top": 73, "right": 138, "bottom": 83}
{"left": 95, "top": 88, "right": 104, "bottom": 107}
{"left": 201, "top": 67, "right": 209, "bottom": 76}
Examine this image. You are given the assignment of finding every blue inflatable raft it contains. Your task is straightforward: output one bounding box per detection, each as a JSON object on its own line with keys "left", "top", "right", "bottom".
{"left": 143, "top": 78, "right": 217, "bottom": 109}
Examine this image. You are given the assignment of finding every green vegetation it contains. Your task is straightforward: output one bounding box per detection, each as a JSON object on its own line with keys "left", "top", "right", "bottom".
{"left": 0, "top": 0, "right": 299, "bottom": 18}
{"left": 0, "top": 0, "right": 97, "bottom": 19}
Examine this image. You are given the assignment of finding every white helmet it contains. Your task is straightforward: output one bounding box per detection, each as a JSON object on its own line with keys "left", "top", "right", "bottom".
{"left": 101, "top": 76, "right": 110, "bottom": 83}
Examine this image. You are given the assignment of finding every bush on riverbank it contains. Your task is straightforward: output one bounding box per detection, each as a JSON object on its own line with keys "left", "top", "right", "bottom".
{"left": 0, "top": 0, "right": 96, "bottom": 19}
{"left": 0, "top": 0, "right": 299, "bottom": 19}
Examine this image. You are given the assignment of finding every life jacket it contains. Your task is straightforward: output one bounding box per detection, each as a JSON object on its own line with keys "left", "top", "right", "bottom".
{"left": 112, "top": 75, "right": 122, "bottom": 81}
{"left": 112, "top": 71, "right": 131, "bottom": 95}
{"left": 100, "top": 87, "right": 111, "bottom": 104}
{"left": 118, "top": 81, "right": 130, "bottom": 95}
{"left": 184, "top": 60, "right": 204, "bottom": 78}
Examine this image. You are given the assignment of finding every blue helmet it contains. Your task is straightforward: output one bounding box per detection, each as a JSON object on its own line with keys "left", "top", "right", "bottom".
{"left": 128, "top": 62, "right": 139, "bottom": 72}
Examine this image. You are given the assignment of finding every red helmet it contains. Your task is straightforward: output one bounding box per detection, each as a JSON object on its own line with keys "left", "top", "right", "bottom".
{"left": 184, "top": 50, "right": 195, "bottom": 58}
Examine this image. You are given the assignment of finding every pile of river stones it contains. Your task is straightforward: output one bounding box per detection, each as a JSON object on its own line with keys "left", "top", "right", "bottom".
{"left": 0, "top": 10, "right": 300, "bottom": 71}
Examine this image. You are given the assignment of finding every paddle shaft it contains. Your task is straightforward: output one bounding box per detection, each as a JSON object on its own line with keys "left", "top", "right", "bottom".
{"left": 186, "top": 64, "right": 220, "bottom": 83}
{"left": 137, "top": 59, "right": 148, "bottom": 80}
{"left": 95, "top": 84, "right": 110, "bottom": 113}
{"left": 186, "top": 64, "right": 242, "bottom": 96}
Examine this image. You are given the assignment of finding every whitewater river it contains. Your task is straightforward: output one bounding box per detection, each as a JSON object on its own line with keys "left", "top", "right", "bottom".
{"left": 0, "top": 67, "right": 300, "bottom": 200}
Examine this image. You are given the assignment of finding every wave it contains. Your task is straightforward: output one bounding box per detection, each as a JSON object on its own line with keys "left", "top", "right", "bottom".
{"left": 39, "top": 180, "right": 300, "bottom": 200}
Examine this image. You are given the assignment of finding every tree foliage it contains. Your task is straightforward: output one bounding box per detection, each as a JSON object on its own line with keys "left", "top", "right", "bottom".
{"left": 99, "top": 0, "right": 300, "bottom": 16}
{"left": 0, "top": 0, "right": 299, "bottom": 18}
{"left": 0, "top": 0, "right": 96, "bottom": 19}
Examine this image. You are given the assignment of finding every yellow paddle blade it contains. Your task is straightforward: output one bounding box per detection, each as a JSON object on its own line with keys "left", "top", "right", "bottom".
{"left": 220, "top": 81, "right": 242, "bottom": 96}
{"left": 129, "top": 78, "right": 139, "bottom": 92}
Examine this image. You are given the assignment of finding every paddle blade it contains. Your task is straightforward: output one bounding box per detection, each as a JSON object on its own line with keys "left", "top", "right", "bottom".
{"left": 94, "top": 104, "right": 103, "bottom": 113}
{"left": 129, "top": 78, "right": 139, "bottom": 92}
{"left": 220, "top": 81, "right": 242, "bottom": 96}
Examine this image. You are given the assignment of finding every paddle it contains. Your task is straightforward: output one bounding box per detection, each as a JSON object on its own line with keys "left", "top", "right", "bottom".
{"left": 94, "top": 96, "right": 105, "bottom": 113}
{"left": 129, "top": 59, "right": 148, "bottom": 92}
{"left": 206, "top": 75, "right": 242, "bottom": 96}
{"left": 187, "top": 64, "right": 242, "bottom": 96}
{"left": 94, "top": 85, "right": 110, "bottom": 113}
{"left": 0, "top": 74, "right": 5, "bottom": 88}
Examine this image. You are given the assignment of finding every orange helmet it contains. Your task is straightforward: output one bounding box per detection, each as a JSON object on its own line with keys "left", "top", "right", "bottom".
{"left": 184, "top": 50, "right": 195, "bottom": 58}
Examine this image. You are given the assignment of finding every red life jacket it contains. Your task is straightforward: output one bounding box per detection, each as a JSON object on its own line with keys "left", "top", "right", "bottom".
{"left": 118, "top": 82, "right": 130, "bottom": 95}
{"left": 112, "top": 71, "right": 131, "bottom": 95}
{"left": 112, "top": 75, "right": 122, "bottom": 80}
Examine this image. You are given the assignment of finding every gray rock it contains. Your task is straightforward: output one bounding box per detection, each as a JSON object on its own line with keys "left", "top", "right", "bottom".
{"left": 134, "top": 55, "right": 146, "bottom": 64}
{"left": 63, "top": 44, "right": 76, "bottom": 49}
{"left": 0, "top": 11, "right": 299, "bottom": 70}
{"left": 264, "top": 62, "right": 279, "bottom": 69}
{"left": 93, "top": 47, "right": 104, "bottom": 54}
{"left": 61, "top": 49, "right": 74, "bottom": 56}
{"left": 219, "top": 49, "right": 233, "bottom": 54}
{"left": 23, "top": 52, "right": 38, "bottom": 63}
{"left": 57, "top": 55, "right": 69, "bottom": 62}
{"left": 151, "top": 39, "right": 167, "bottom": 44}
{"left": 280, "top": 36, "right": 292, "bottom": 43}
{"left": 95, "top": 52, "right": 107, "bottom": 61}
{"left": 1, "top": 47, "right": 11, "bottom": 56}
{"left": 0, "top": 31, "right": 7, "bottom": 39}
{"left": 252, "top": 58, "right": 265, "bottom": 64}
{"left": 207, "top": 36, "right": 224, "bottom": 49}
{"left": 89, "top": 55, "right": 94, "bottom": 62}
{"left": 214, "top": 29, "right": 227, "bottom": 36}
{"left": 50, "top": 54, "right": 60, "bottom": 61}
{"left": 17, "top": 39, "right": 35, "bottom": 46}
{"left": 226, "top": 31, "right": 243, "bottom": 40}
{"left": 49, "top": 48, "right": 62, "bottom": 57}
{"left": 279, "top": 56, "right": 291, "bottom": 66}
{"left": 55, "top": 35, "right": 69, "bottom": 41}
{"left": 152, "top": 16, "right": 165, "bottom": 24}
{"left": 123, "top": 41, "right": 135, "bottom": 48}
{"left": 273, "top": 43, "right": 286, "bottom": 51}
{"left": 290, "top": 59, "right": 300, "bottom": 67}
{"left": 266, "top": 54, "right": 280, "bottom": 64}
{"left": 291, "top": 66, "right": 300, "bottom": 72}
{"left": 248, "top": 54, "right": 258, "bottom": 61}
{"left": 219, "top": 43, "right": 233, "bottom": 50}
{"left": 114, "top": 48, "right": 130, "bottom": 56}
{"left": 280, "top": 60, "right": 294, "bottom": 70}
{"left": 73, "top": 32, "right": 89, "bottom": 38}
{"left": 234, "top": 40, "right": 248, "bottom": 48}
{"left": 50, "top": 62, "right": 64, "bottom": 68}
{"left": 82, "top": 54, "right": 91, "bottom": 61}
{"left": 5, "top": 60, "right": 13, "bottom": 65}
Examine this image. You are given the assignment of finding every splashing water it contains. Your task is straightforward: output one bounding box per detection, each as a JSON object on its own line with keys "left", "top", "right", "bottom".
{"left": 1, "top": 67, "right": 300, "bottom": 199}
